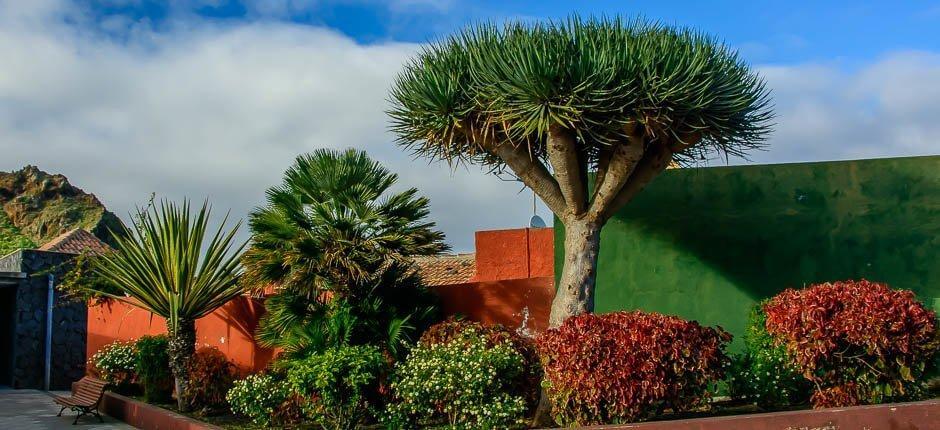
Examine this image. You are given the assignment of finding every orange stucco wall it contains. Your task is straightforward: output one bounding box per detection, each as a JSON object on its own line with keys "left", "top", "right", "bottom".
{"left": 443, "top": 227, "right": 555, "bottom": 332}
{"left": 431, "top": 277, "right": 554, "bottom": 334}
{"left": 87, "top": 296, "right": 273, "bottom": 373}
{"left": 473, "top": 228, "right": 554, "bottom": 281}
{"left": 86, "top": 227, "right": 554, "bottom": 371}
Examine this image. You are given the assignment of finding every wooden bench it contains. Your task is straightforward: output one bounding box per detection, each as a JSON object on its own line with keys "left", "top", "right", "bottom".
{"left": 53, "top": 377, "right": 109, "bottom": 424}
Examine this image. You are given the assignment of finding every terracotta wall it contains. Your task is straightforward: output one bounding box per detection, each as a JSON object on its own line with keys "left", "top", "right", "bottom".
{"left": 432, "top": 278, "right": 554, "bottom": 334}
{"left": 86, "top": 227, "right": 554, "bottom": 372}
{"left": 436, "top": 228, "right": 555, "bottom": 333}
{"left": 87, "top": 297, "right": 273, "bottom": 373}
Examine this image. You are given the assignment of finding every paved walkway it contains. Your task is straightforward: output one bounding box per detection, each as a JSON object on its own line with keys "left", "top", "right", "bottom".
{"left": 0, "top": 388, "right": 134, "bottom": 429}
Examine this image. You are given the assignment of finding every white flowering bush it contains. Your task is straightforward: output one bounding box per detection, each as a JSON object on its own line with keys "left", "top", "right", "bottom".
{"left": 385, "top": 328, "right": 529, "bottom": 429}
{"left": 226, "top": 374, "right": 292, "bottom": 426}
{"left": 90, "top": 341, "right": 137, "bottom": 386}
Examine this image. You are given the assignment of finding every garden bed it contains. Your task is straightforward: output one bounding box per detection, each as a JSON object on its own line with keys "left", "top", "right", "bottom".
{"left": 101, "top": 392, "right": 940, "bottom": 430}
{"left": 566, "top": 398, "right": 940, "bottom": 430}
{"left": 100, "top": 392, "right": 224, "bottom": 430}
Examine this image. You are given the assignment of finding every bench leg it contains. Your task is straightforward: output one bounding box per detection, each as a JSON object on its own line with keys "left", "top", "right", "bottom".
{"left": 73, "top": 408, "right": 86, "bottom": 425}
{"left": 57, "top": 406, "right": 66, "bottom": 417}
{"left": 94, "top": 409, "right": 104, "bottom": 423}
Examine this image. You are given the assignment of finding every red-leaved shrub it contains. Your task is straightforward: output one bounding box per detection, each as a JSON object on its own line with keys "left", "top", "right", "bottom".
{"left": 763, "top": 280, "right": 939, "bottom": 408}
{"left": 536, "top": 311, "right": 731, "bottom": 425}
{"left": 186, "top": 347, "right": 237, "bottom": 413}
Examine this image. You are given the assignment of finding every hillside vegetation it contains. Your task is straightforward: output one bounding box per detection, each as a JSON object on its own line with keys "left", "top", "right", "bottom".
{"left": 0, "top": 166, "right": 123, "bottom": 254}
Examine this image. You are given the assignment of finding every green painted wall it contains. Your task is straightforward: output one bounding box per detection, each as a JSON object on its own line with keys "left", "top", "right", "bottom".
{"left": 555, "top": 155, "right": 940, "bottom": 349}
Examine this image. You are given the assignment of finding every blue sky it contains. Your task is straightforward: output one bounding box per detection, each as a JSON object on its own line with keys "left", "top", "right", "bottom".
{"left": 80, "top": 0, "right": 940, "bottom": 65}
{"left": 2, "top": 1, "right": 938, "bottom": 250}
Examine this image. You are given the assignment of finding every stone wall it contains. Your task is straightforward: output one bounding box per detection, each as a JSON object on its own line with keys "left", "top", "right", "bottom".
{"left": 0, "top": 249, "right": 86, "bottom": 389}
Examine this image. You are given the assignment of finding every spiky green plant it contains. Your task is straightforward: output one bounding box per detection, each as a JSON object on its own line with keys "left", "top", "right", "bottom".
{"left": 389, "top": 17, "right": 773, "bottom": 329}
{"left": 89, "top": 200, "right": 245, "bottom": 410}
{"left": 243, "top": 149, "right": 447, "bottom": 358}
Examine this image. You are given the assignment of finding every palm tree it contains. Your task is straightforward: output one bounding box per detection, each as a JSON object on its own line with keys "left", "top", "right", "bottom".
{"left": 90, "top": 200, "right": 245, "bottom": 410}
{"left": 242, "top": 148, "right": 448, "bottom": 357}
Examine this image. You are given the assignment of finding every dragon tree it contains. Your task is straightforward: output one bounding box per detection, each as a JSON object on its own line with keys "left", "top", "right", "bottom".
{"left": 389, "top": 17, "right": 773, "bottom": 327}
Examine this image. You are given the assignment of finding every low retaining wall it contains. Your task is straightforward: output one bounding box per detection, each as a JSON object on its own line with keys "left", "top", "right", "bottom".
{"left": 100, "top": 392, "right": 221, "bottom": 430}
{"left": 573, "top": 399, "right": 940, "bottom": 430}
{"left": 100, "top": 391, "right": 939, "bottom": 430}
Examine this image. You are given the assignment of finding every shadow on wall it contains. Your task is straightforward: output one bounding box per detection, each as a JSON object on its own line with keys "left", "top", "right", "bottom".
{"left": 558, "top": 155, "right": 940, "bottom": 349}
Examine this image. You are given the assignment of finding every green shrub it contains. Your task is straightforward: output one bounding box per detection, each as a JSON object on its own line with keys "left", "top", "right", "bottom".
{"left": 282, "top": 345, "right": 386, "bottom": 430}
{"left": 226, "top": 374, "right": 294, "bottom": 426}
{"left": 135, "top": 335, "right": 173, "bottom": 403}
{"left": 385, "top": 325, "right": 529, "bottom": 429}
{"left": 727, "top": 303, "right": 810, "bottom": 409}
{"left": 186, "top": 347, "right": 237, "bottom": 413}
{"left": 90, "top": 341, "right": 137, "bottom": 389}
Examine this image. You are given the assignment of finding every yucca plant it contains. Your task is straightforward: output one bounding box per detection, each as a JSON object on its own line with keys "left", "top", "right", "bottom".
{"left": 389, "top": 16, "right": 773, "bottom": 328}
{"left": 90, "top": 200, "right": 245, "bottom": 410}
{"left": 243, "top": 149, "right": 448, "bottom": 358}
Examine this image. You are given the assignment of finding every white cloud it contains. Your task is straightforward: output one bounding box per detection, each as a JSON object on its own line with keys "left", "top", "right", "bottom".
{"left": 750, "top": 51, "right": 940, "bottom": 164}
{"left": 0, "top": 0, "right": 541, "bottom": 251}
{"left": 0, "top": 1, "right": 937, "bottom": 251}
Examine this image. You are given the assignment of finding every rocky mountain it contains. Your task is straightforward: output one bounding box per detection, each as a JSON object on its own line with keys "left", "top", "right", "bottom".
{"left": 0, "top": 166, "right": 124, "bottom": 255}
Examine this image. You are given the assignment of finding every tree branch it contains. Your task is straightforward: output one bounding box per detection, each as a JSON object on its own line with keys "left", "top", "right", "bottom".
{"left": 588, "top": 125, "right": 646, "bottom": 220}
{"left": 670, "top": 130, "right": 703, "bottom": 153}
{"left": 547, "top": 124, "right": 588, "bottom": 217}
{"left": 591, "top": 145, "right": 613, "bottom": 202}
{"left": 461, "top": 122, "right": 568, "bottom": 216}
{"left": 599, "top": 142, "right": 674, "bottom": 222}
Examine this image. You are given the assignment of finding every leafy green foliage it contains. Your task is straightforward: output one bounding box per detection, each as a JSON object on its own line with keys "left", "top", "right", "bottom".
{"left": 244, "top": 149, "right": 446, "bottom": 358}
{"left": 56, "top": 252, "right": 123, "bottom": 304}
{"left": 281, "top": 345, "right": 387, "bottom": 430}
{"left": 226, "top": 374, "right": 296, "bottom": 427}
{"left": 135, "top": 335, "right": 173, "bottom": 403}
{"left": 385, "top": 325, "right": 530, "bottom": 429}
{"left": 88, "top": 199, "right": 246, "bottom": 410}
{"left": 389, "top": 16, "right": 772, "bottom": 167}
{"left": 186, "top": 347, "right": 237, "bottom": 413}
{"left": 727, "top": 302, "right": 811, "bottom": 409}
{"left": 0, "top": 211, "right": 35, "bottom": 256}
{"left": 89, "top": 199, "right": 246, "bottom": 329}
{"left": 90, "top": 341, "right": 137, "bottom": 388}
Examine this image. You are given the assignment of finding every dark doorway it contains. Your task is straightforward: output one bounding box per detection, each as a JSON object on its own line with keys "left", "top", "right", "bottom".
{"left": 0, "top": 286, "right": 15, "bottom": 386}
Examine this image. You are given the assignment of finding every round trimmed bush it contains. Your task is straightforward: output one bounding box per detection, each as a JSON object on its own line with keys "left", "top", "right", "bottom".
{"left": 385, "top": 321, "right": 536, "bottom": 429}
{"left": 417, "top": 319, "right": 542, "bottom": 410}
{"left": 282, "top": 345, "right": 387, "bottom": 429}
{"left": 762, "top": 280, "right": 939, "bottom": 408}
{"left": 536, "top": 311, "right": 732, "bottom": 426}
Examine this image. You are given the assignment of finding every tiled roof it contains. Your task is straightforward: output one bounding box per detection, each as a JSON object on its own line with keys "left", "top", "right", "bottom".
{"left": 38, "top": 228, "right": 113, "bottom": 255}
{"left": 414, "top": 254, "right": 476, "bottom": 286}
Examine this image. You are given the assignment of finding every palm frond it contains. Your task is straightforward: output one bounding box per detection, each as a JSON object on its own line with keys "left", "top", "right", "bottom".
{"left": 90, "top": 199, "right": 246, "bottom": 333}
